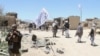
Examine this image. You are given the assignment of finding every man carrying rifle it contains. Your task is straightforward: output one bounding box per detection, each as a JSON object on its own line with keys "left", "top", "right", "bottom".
{"left": 88, "top": 23, "right": 97, "bottom": 46}
{"left": 6, "top": 24, "right": 22, "bottom": 56}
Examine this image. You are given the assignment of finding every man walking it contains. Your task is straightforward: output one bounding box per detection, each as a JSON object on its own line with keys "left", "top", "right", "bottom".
{"left": 6, "top": 24, "right": 22, "bottom": 56}
{"left": 75, "top": 23, "right": 83, "bottom": 43}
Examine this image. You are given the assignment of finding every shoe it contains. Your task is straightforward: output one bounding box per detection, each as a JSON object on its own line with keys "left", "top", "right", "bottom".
{"left": 91, "top": 43, "right": 98, "bottom": 46}
{"left": 91, "top": 44, "right": 96, "bottom": 46}
{"left": 77, "top": 41, "right": 82, "bottom": 43}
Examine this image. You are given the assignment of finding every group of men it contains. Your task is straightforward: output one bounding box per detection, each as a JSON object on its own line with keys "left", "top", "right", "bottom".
{"left": 75, "top": 22, "right": 97, "bottom": 46}
{"left": 5, "top": 20, "right": 97, "bottom": 56}
{"left": 52, "top": 20, "right": 70, "bottom": 38}
{"left": 52, "top": 20, "right": 97, "bottom": 46}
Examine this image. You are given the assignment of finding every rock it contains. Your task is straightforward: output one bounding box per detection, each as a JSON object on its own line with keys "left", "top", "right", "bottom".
{"left": 56, "top": 48, "right": 64, "bottom": 54}
{"left": 21, "top": 49, "right": 28, "bottom": 52}
{"left": 0, "top": 49, "right": 3, "bottom": 52}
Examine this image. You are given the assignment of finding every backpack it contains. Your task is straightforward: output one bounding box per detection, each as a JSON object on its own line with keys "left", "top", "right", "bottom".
{"left": 64, "top": 23, "right": 69, "bottom": 28}
{"left": 32, "top": 34, "right": 37, "bottom": 41}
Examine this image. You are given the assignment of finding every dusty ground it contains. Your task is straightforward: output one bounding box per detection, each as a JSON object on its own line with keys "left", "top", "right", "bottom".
{"left": 19, "top": 29, "right": 100, "bottom": 56}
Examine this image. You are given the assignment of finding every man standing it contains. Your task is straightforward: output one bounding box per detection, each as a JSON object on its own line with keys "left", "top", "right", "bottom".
{"left": 62, "top": 22, "right": 66, "bottom": 35}
{"left": 88, "top": 23, "right": 97, "bottom": 46}
{"left": 28, "top": 23, "right": 33, "bottom": 33}
{"left": 64, "top": 20, "right": 70, "bottom": 38}
{"left": 45, "top": 23, "right": 49, "bottom": 31}
{"left": 6, "top": 24, "right": 22, "bottom": 56}
{"left": 52, "top": 21, "right": 58, "bottom": 37}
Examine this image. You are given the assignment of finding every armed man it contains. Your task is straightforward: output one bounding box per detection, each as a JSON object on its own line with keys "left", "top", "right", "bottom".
{"left": 6, "top": 24, "right": 23, "bottom": 56}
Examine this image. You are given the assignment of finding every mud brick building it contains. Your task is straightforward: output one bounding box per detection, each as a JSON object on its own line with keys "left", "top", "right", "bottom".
{"left": 0, "top": 12, "right": 17, "bottom": 27}
{"left": 68, "top": 16, "right": 80, "bottom": 30}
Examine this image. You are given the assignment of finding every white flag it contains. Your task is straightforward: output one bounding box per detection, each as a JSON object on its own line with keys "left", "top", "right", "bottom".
{"left": 78, "top": 4, "right": 82, "bottom": 10}
{"left": 35, "top": 8, "right": 49, "bottom": 27}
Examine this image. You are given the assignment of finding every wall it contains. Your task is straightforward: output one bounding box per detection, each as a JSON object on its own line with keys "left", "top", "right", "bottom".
{"left": 68, "top": 16, "right": 80, "bottom": 30}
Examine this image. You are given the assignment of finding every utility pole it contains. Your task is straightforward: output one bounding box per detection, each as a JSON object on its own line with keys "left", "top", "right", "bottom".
{"left": 78, "top": 4, "right": 82, "bottom": 22}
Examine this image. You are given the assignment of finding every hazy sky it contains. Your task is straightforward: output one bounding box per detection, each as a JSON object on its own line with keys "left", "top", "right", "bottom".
{"left": 0, "top": 0, "right": 100, "bottom": 22}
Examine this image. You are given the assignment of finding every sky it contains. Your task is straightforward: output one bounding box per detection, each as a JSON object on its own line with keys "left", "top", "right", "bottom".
{"left": 0, "top": 0, "right": 100, "bottom": 22}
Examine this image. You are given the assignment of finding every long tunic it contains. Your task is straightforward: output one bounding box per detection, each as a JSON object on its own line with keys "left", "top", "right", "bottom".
{"left": 76, "top": 25, "right": 83, "bottom": 37}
